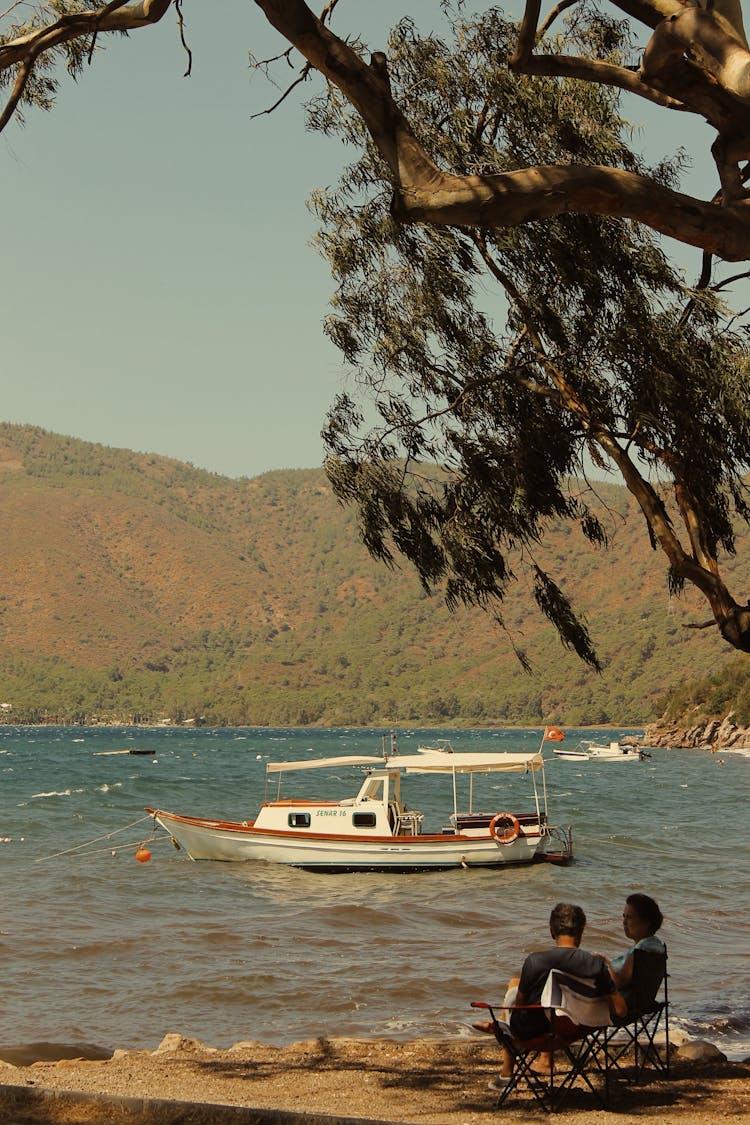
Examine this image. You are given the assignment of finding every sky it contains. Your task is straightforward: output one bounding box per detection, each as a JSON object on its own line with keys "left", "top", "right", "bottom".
{"left": 3, "top": 2, "right": 434, "bottom": 480}
{"left": 1, "top": 1, "right": 724, "bottom": 481}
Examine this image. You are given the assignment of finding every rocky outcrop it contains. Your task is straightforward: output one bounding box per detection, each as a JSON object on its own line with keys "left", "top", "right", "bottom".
{"left": 674, "top": 1039, "right": 728, "bottom": 1064}
{"left": 643, "top": 710, "right": 750, "bottom": 750}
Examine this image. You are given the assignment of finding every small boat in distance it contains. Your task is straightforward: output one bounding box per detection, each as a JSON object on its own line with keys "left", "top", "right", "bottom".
{"left": 553, "top": 740, "right": 646, "bottom": 763}
{"left": 587, "top": 740, "right": 645, "bottom": 760}
{"left": 147, "top": 734, "right": 572, "bottom": 873}
{"left": 95, "top": 749, "right": 157, "bottom": 756}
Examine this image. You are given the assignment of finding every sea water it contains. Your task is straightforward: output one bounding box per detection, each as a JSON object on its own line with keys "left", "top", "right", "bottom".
{"left": 1, "top": 725, "right": 748, "bottom": 1059}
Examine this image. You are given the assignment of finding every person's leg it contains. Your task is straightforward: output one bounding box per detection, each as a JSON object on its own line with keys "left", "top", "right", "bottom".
{"left": 474, "top": 977, "right": 520, "bottom": 1036}
{"left": 501, "top": 978, "right": 519, "bottom": 1020}
{"left": 493, "top": 979, "right": 521, "bottom": 1078}
{"left": 532, "top": 1051, "right": 553, "bottom": 1075}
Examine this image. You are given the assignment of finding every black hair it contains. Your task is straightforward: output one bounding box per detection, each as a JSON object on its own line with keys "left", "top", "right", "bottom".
{"left": 626, "top": 893, "right": 663, "bottom": 934}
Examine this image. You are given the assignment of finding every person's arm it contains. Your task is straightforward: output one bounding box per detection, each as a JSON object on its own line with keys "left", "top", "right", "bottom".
{"left": 612, "top": 950, "right": 634, "bottom": 989}
{"left": 595, "top": 956, "right": 628, "bottom": 1018}
{"left": 608, "top": 987, "right": 628, "bottom": 1020}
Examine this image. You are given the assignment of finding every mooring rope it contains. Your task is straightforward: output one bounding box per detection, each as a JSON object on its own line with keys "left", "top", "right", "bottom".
{"left": 47, "top": 834, "right": 173, "bottom": 861}
{"left": 34, "top": 813, "right": 154, "bottom": 862}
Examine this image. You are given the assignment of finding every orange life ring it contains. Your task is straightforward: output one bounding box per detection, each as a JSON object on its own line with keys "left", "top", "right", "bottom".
{"left": 489, "top": 812, "right": 520, "bottom": 844}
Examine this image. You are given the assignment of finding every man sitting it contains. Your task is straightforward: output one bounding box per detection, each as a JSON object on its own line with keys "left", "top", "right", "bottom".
{"left": 481, "top": 902, "right": 626, "bottom": 1089}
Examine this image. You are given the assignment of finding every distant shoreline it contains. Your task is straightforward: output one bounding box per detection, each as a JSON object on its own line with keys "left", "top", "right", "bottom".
{"left": 0, "top": 721, "right": 646, "bottom": 731}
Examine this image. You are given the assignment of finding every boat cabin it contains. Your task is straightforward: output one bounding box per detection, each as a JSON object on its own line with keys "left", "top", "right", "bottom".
{"left": 257, "top": 763, "right": 424, "bottom": 837}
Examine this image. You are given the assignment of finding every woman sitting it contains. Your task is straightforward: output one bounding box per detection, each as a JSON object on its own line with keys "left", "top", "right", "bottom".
{"left": 609, "top": 893, "right": 665, "bottom": 1017}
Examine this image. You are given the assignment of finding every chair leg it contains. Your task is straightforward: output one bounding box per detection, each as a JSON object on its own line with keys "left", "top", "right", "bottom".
{"left": 495, "top": 1036, "right": 610, "bottom": 1113}
{"left": 495, "top": 1045, "right": 556, "bottom": 1113}
{"left": 555, "top": 1035, "right": 608, "bottom": 1110}
{"left": 605, "top": 1008, "right": 670, "bottom": 1085}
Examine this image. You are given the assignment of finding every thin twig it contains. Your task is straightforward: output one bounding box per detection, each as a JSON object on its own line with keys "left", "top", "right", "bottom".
{"left": 174, "top": 0, "right": 191, "bottom": 76}
{"left": 0, "top": 0, "right": 25, "bottom": 22}
{"left": 249, "top": 64, "right": 311, "bottom": 119}
{"left": 319, "top": 0, "right": 342, "bottom": 26}
{"left": 87, "top": 0, "right": 133, "bottom": 65}
{"left": 713, "top": 269, "right": 750, "bottom": 291}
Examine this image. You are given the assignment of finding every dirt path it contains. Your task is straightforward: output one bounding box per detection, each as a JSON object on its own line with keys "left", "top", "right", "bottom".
{"left": 1, "top": 1036, "right": 749, "bottom": 1124}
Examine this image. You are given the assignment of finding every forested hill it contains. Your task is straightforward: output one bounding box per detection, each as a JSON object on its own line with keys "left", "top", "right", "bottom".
{"left": 0, "top": 422, "right": 747, "bottom": 728}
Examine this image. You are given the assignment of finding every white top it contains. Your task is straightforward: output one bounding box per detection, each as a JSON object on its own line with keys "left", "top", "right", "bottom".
{"left": 266, "top": 750, "right": 544, "bottom": 776}
{"left": 266, "top": 755, "right": 384, "bottom": 774}
{"left": 383, "top": 751, "right": 544, "bottom": 774}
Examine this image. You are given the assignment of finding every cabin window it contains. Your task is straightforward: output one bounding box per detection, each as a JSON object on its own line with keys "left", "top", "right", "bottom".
{"left": 288, "top": 812, "right": 311, "bottom": 828}
{"left": 352, "top": 812, "right": 377, "bottom": 829}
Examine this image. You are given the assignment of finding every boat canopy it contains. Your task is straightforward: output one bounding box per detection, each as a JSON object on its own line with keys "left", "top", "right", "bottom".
{"left": 266, "top": 755, "right": 385, "bottom": 775}
{"left": 266, "top": 750, "right": 544, "bottom": 776}
{"left": 383, "top": 751, "right": 544, "bottom": 774}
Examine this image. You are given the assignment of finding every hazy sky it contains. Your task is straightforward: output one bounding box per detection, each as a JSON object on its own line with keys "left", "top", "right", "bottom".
{"left": 1, "top": 2, "right": 721, "bottom": 480}
{"left": 3, "top": 2, "right": 430, "bottom": 479}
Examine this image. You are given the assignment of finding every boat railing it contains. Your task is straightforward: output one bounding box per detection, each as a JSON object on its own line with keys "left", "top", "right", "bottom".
{"left": 544, "top": 823, "right": 574, "bottom": 858}
{"left": 449, "top": 811, "right": 547, "bottom": 830}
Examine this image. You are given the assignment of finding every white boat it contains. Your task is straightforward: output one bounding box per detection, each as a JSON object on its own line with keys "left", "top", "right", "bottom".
{"left": 147, "top": 741, "right": 572, "bottom": 872}
{"left": 551, "top": 747, "right": 591, "bottom": 762}
{"left": 553, "top": 740, "right": 646, "bottom": 763}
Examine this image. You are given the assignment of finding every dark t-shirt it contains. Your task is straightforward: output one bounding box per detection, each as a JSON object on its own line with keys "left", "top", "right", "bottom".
{"left": 511, "top": 945, "right": 614, "bottom": 1040}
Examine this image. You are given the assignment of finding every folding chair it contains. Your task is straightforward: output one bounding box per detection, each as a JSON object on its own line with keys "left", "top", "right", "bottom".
{"left": 471, "top": 969, "right": 614, "bottom": 1113}
{"left": 597, "top": 947, "right": 670, "bottom": 1082}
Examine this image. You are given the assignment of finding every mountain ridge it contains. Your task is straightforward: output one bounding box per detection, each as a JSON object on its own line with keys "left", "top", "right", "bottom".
{"left": 0, "top": 422, "right": 745, "bottom": 727}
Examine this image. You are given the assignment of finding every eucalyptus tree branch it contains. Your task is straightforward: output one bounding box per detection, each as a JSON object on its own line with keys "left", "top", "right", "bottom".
{"left": 0, "top": 0, "right": 173, "bottom": 136}
{"left": 512, "top": 0, "right": 543, "bottom": 66}
{"left": 397, "top": 166, "right": 750, "bottom": 262}
{"left": 642, "top": 7, "right": 750, "bottom": 98}
{"left": 674, "top": 479, "right": 722, "bottom": 575}
{"left": 677, "top": 249, "right": 714, "bottom": 329}
{"left": 538, "top": 0, "right": 580, "bottom": 41}
{"left": 470, "top": 221, "right": 743, "bottom": 632}
{"left": 0, "top": 50, "right": 30, "bottom": 132}
{"left": 513, "top": 52, "right": 685, "bottom": 110}
{"left": 254, "top": 0, "right": 750, "bottom": 259}
{"left": 0, "top": 0, "right": 172, "bottom": 68}
{"left": 512, "top": 0, "right": 750, "bottom": 212}
{"left": 598, "top": 428, "right": 750, "bottom": 646}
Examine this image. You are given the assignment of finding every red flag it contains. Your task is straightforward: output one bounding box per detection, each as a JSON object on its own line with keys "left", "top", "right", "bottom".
{"left": 544, "top": 727, "right": 565, "bottom": 742}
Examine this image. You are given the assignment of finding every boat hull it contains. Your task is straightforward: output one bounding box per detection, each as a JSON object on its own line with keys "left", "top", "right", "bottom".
{"left": 148, "top": 810, "right": 546, "bottom": 871}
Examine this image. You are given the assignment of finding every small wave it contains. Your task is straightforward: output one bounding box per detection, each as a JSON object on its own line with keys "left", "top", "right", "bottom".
{"left": 686, "top": 1011, "right": 750, "bottom": 1036}
{"left": 30, "top": 789, "right": 84, "bottom": 799}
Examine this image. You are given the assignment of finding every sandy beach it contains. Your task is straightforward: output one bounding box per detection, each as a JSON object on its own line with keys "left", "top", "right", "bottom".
{"left": 1, "top": 1035, "right": 749, "bottom": 1124}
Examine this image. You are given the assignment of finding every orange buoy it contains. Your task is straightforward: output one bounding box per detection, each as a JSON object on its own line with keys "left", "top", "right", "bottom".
{"left": 135, "top": 846, "right": 152, "bottom": 863}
